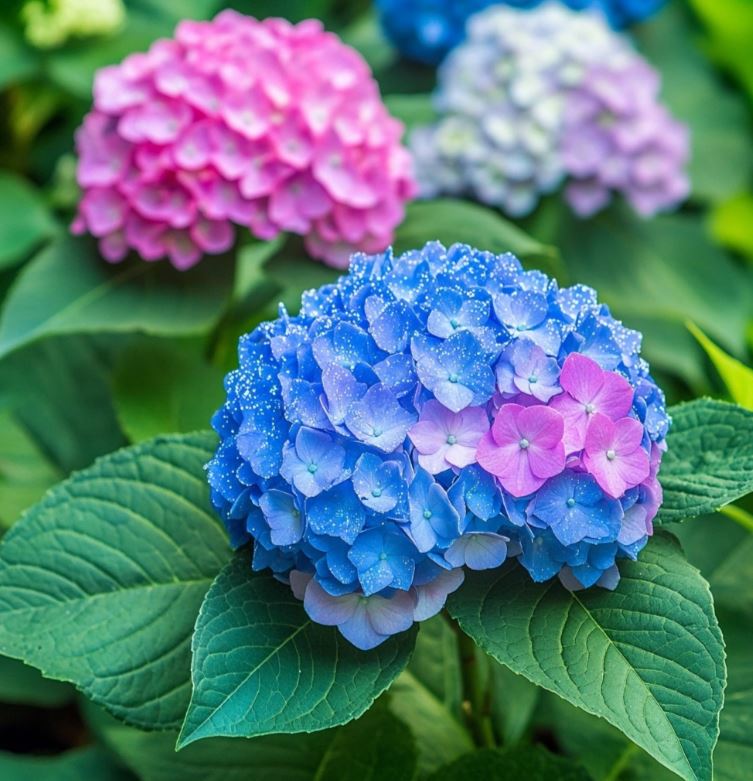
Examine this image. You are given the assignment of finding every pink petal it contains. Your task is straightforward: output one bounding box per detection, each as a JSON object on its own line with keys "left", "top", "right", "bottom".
{"left": 445, "top": 443, "right": 479, "bottom": 469}
{"left": 408, "top": 420, "right": 444, "bottom": 455}
{"left": 190, "top": 218, "right": 234, "bottom": 254}
{"left": 528, "top": 441, "right": 566, "bottom": 480}
{"left": 490, "top": 403, "right": 524, "bottom": 447}
{"left": 173, "top": 120, "right": 214, "bottom": 170}
{"left": 593, "top": 371, "right": 633, "bottom": 419}
{"left": 613, "top": 417, "right": 645, "bottom": 455}
{"left": 615, "top": 448, "right": 650, "bottom": 490}
{"left": 584, "top": 451, "right": 625, "bottom": 498}
{"left": 549, "top": 393, "right": 588, "bottom": 453}
{"left": 418, "top": 448, "right": 452, "bottom": 475}
{"left": 164, "top": 231, "right": 202, "bottom": 270}
{"left": 517, "top": 405, "right": 564, "bottom": 449}
{"left": 559, "top": 353, "right": 604, "bottom": 404}
{"left": 584, "top": 412, "right": 616, "bottom": 453}
{"left": 476, "top": 431, "right": 515, "bottom": 477}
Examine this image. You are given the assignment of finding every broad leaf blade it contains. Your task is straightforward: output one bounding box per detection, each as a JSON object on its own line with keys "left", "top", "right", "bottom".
{"left": 179, "top": 556, "right": 416, "bottom": 746}
{"left": 447, "top": 534, "right": 725, "bottom": 781}
{"left": 659, "top": 399, "right": 753, "bottom": 523}
{"left": 0, "top": 236, "right": 234, "bottom": 359}
{"left": 0, "top": 432, "right": 228, "bottom": 729}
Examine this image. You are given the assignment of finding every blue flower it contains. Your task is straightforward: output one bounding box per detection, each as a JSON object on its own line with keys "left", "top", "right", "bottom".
{"left": 208, "top": 241, "right": 669, "bottom": 649}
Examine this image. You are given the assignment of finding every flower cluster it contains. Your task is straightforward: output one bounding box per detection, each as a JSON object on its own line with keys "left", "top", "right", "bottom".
{"left": 72, "top": 11, "right": 415, "bottom": 270}
{"left": 376, "top": 0, "right": 667, "bottom": 65}
{"left": 23, "top": 0, "right": 125, "bottom": 49}
{"left": 208, "top": 241, "right": 669, "bottom": 650}
{"left": 410, "top": 3, "right": 688, "bottom": 218}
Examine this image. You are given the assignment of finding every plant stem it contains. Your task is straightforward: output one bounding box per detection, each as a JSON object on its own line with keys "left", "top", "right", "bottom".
{"left": 720, "top": 504, "right": 753, "bottom": 534}
{"left": 451, "top": 615, "right": 497, "bottom": 749}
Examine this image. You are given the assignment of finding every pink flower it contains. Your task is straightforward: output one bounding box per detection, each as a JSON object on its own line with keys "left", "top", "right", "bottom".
{"left": 73, "top": 11, "right": 415, "bottom": 270}
{"left": 582, "top": 413, "right": 650, "bottom": 499}
{"left": 408, "top": 400, "right": 489, "bottom": 475}
{"left": 550, "top": 353, "right": 633, "bottom": 453}
{"left": 476, "top": 403, "right": 566, "bottom": 497}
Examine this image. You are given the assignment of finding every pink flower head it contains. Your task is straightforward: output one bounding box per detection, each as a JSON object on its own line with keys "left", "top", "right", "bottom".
{"left": 476, "top": 403, "right": 566, "bottom": 497}
{"left": 583, "top": 413, "right": 650, "bottom": 499}
{"left": 408, "top": 400, "right": 489, "bottom": 475}
{"left": 551, "top": 353, "right": 633, "bottom": 453}
{"left": 73, "top": 11, "right": 416, "bottom": 270}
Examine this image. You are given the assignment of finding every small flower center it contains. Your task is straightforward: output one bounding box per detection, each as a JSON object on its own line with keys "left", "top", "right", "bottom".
{"left": 450, "top": 318, "right": 459, "bottom": 329}
{"left": 519, "top": 438, "right": 530, "bottom": 450}
{"left": 372, "top": 427, "right": 383, "bottom": 437}
{"left": 606, "top": 449, "right": 617, "bottom": 461}
{"left": 566, "top": 497, "right": 576, "bottom": 508}
{"left": 423, "top": 509, "right": 433, "bottom": 519}
{"left": 448, "top": 373, "right": 459, "bottom": 383}
{"left": 307, "top": 463, "right": 318, "bottom": 474}
{"left": 379, "top": 552, "right": 388, "bottom": 561}
{"left": 585, "top": 403, "right": 596, "bottom": 414}
{"left": 528, "top": 375, "right": 538, "bottom": 384}
{"left": 447, "top": 434, "right": 457, "bottom": 445}
{"left": 516, "top": 324, "right": 527, "bottom": 332}
{"left": 371, "top": 488, "right": 382, "bottom": 498}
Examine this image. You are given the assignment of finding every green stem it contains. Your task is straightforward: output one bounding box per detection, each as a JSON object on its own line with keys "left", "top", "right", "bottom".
{"left": 450, "top": 614, "right": 497, "bottom": 749}
{"left": 720, "top": 504, "right": 753, "bottom": 534}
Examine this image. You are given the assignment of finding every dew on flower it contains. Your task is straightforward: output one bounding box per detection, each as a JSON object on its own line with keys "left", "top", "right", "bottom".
{"left": 207, "top": 241, "right": 670, "bottom": 650}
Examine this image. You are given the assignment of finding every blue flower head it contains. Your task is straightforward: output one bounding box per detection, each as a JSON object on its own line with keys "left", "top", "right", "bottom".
{"left": 208, "top": 241, "right": 669, "bottom": 649}
{"left": 376, "top": 0, "right": 667, "bottom": 65}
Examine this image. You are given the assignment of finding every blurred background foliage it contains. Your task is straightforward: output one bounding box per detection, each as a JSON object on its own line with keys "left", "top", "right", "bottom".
{"left": 0, "top": 0, "right": 751, "bottom": 779}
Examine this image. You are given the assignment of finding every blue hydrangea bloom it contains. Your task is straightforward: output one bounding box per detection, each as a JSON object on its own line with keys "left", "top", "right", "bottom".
{"left": 207, "top": 242, "right": 669, "bottom": 649}
{"left": 377, "top": 0, "right": 666, "bottom": 64}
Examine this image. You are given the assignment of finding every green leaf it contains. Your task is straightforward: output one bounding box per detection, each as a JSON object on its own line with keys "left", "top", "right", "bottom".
{"left": 0, "top": 432, "right": 229, "bottom": 729}
{"left": 687, "top": 323, "right": 753, "bottom": 411}
{"left": 0, "top": 409, "right": 61, "bottom": 529}
{"left": 487, "top": 662, "right": 540, "bottom": 746}
{"left": 447, "top": 534, "right": 726, "bottom": 781}
{"left": 0, "top": 654, "right": 73, "bottom": 707}
{"left": 552, "top": 206, "right": 752, "bottom": 388}
{"left": 712, "top": 610, "right": 753, "bottom": 781}
{"left": 636, "top": 3, "right": 753, "bottom": 204}
{"left": 113, "top": 338, "right": 225, "bottom": 443}
{"left": 0, "top": 747, "right": 133, "bottom": 781}
{"left": 394, "top": 200, "right": 564, "bottom": 283}
{"left": 384, "top": 93, "right": 436, "bottom": 132}
{"left": 429, "top": 745, "right": 591, "bottom": 781}
{"left": 710, "top": 193, "right": 753, "bottom": 264}
{"left": 0, "top": 172, "right": 57, "bottom": 270}
{"left": 659, "top": 399, "right": 753, "bottom": 523}
{"left": 0, "top": 24, "right": 37, "bottom": 88}
{"left": 0, "top": 335, "right": 126, "bottom": 473}
{"left": 0, "top": 236, "right": 235, "bottom": 360}
{"left": 179, "top": 555, "right": 416, "bottom": 746}
{"left": 389, "top": 616, "right": 473, "bottom": 776}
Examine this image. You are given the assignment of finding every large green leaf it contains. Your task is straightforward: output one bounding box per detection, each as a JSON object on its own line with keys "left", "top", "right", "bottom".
{"left": 394, "top": 200, "right": 564, "bottom": 283}
{"left": 429, "top": 745, "right": 591, "bottom": 781}
{"left": 89, "top": 698, "right": 415, "bottom": 781}
{"left": 0, "top": 335, "right": 126, "bottom": 473}
{"left": 447, "top": 534, "right": 725, "bottom": 781}
{"left": 179, "top": 556, "right": 417, "bottom": 746}
{"left": 0, "top": 172, "right": 57, "bottom": 270}
{"left": 389, "top": 616, "right": 473, "bottom": 776}
{"left": 659, "top": 400, "right": 753, "bottom": 524}
{"left": 0, "top": 746, "right": 133, "bottom": 781}
{"left": 0, "top": 236, "right": 235, "bottom": 360}
{"left": 0, "top": 409, "right": 61, "bottom": 529}
{"left": 0, "top": 432, "right": 229, "bottom": 729}
{"left": 637, "top": 3, "right": 753, "bottom": 204}
{"left": 113, "top": 338, "right": 225, "bottom": 443}
{"left": 553, "top": 206, "right": 752, "bottom": 388}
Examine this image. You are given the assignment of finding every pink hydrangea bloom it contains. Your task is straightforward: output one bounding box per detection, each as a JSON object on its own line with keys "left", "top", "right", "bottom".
{"left": 476, "top": 403, "right": 566, "bottom": 497}
{"left": 582, "top": 412, "right": 650, "bottom": 498}
{"left": 408, "top": 400, "right": 489, "bottom": 474}
{"left": 72, "top": 12, "right": 416, "bottom": 270}
{"left": 550, "top": 353, "right": 633, "bottom": 453}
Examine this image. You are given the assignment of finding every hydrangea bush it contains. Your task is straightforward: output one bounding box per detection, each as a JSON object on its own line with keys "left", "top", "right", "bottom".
{"left": 411, "top": 3, "right": 689, "bottom": 218}
{"left": 72, "top": 11, "right": 416, "bottom": 269}
{"left": 208, "top": 241, "right": 669, "bottom": 649}
{"left": 376, "top": 0, "right": 667, "bottom": 65}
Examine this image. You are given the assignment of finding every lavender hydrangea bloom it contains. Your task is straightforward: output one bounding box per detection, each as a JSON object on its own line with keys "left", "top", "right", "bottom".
{"left": 411, "top": 3, "right": 687, "bottom": 219}
{"left": 377, "top": 0, "right": 666, "bottom": 66}
{"left": 207, "top": 241, "right": 669, "bottom": 649}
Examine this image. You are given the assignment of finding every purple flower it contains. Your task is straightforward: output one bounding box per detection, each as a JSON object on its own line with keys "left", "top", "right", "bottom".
{"left": 279, "top": 427, "right": 346, "bottom": 497}
{"left": 351, "top": 453, "right": 406, "bottom": 515}
{"left": 493, "top": 291, "right": 561, "bottom": 356}
{"left": 583, "top": 413, "right": 650, "bottom": 498}
{"left": 496, "top": 339, "right": 562, "bottom": 402}
{"left": 413, "top": 568, "right": 465, "bottom": 621}
{"left": 345, "top": 384, "right": 417, "bottom": 453}
{"left": 408, "top": 400, "right": 489, "bottom": 474}
{"left": 303, "top": 577, "right": 417, "bottom": 650}
{"left": 476, "top": 403, "right": 566, "bottom": 497}
{"left": 444, "top": 532, "right": 509, "bottom": 570}
{"left": 550, "top": 353, "right": 633, "bottom": 453}
{"left": 258, "top": 490, "right": 303, "bottom": 546}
